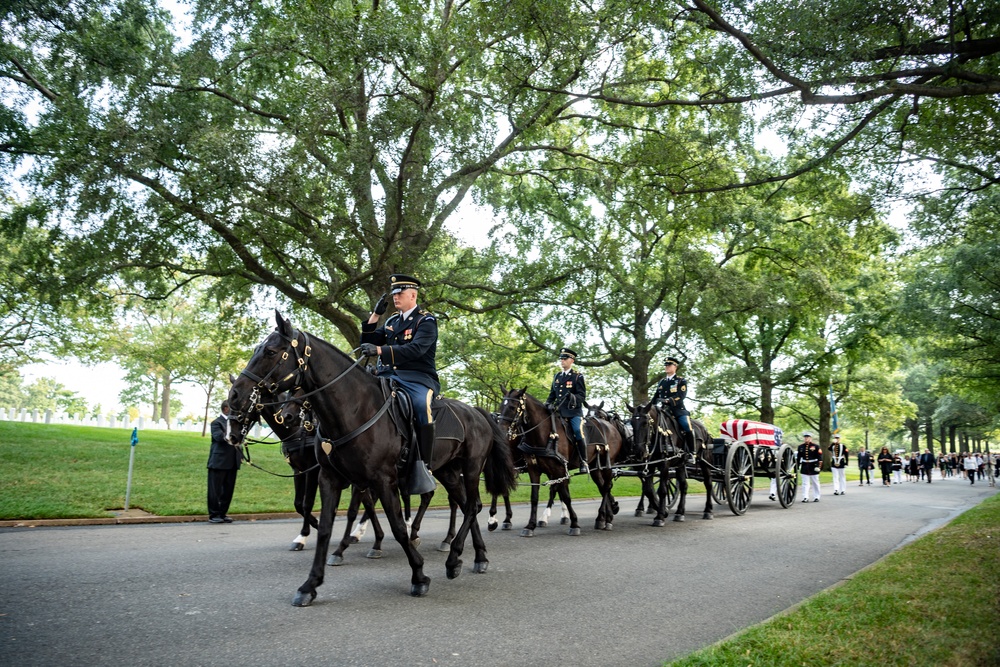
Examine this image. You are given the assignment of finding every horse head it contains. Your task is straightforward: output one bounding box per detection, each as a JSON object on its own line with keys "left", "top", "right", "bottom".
{"left": 628, "top": 402, "right": 662, "bottom": 457}
{"left": 496, "top": 386, "right": 528, "bottom": 440}
{"left": 227, "top": 310, "right": 308, "bottom": 445}
{"left": 585, "top": 400, "right": 607, "bottom": 420}
{"left": 277, "top": 388, "right": 316, "bottom": 437}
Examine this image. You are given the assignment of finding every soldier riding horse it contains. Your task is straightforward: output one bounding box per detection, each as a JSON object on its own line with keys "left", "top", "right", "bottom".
{"left": 226, "top": 311, "right": 517, "bottom": 604}
{"left": 628, "top": 402, "right": 715, "bottom": 524}
{"left": 498, "top": 386, "right": 624, "bottom": 535}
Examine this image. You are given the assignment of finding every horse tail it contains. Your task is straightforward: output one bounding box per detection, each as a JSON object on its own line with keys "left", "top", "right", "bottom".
{"left": 476, "top": 406, "right": 518, "bottom": 498}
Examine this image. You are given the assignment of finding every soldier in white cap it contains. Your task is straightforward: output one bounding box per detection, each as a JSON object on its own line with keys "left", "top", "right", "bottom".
{"left": 797, "top": 432, "right": 822, "bottom": 502}
{"left": 829, "top": 434, "right": 849, "bottom": 496}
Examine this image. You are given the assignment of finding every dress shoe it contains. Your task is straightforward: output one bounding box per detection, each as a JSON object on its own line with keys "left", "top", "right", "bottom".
{"left": 812, "top": 498, "right": 820, "bottom": 502}
{"left": 801, "top": 498, "right": 809, "bottom": 503}
{"left": 208, "top": 516, "right": 224, "bottom": 524}
{"left": 769, "top": 494, "right": 776, "bottom": 501}
{"left": 579, "top": 464, "right": 590, "bottom": 474}
{"left": 222, "top": 516, "right": 234, "bottom": 523}
{"left": 833, "top": 491, "right": 839, "bottom": 495}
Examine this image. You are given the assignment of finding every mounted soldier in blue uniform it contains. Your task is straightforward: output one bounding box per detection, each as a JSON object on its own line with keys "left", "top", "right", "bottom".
{"left": 545, "top": 347, "right": 589, "bottom": 474}
{"left": 651, "top": 356, "right": 695, "bottom": 463}
{"left": 359, "top": 274, "right": 439, "bottom": 494}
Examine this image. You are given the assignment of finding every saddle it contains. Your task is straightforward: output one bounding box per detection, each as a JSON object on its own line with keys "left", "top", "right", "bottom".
{"left": 384, "top": 379, "right": 465, "bottom": 471}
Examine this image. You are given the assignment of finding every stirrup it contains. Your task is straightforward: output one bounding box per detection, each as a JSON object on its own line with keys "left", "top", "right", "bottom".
{"left": 403, "top": 459, "right": 436, "bottom": 496}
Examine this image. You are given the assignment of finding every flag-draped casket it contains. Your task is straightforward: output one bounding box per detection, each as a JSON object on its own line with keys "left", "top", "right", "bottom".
{"left": 719, "top": 419, "right": 783, "bottom": 448}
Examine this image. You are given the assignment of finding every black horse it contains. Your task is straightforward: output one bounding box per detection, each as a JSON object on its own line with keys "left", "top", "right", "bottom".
{"left": 628, "top": 402, "right": 714, "bottom": 524}
{"left": 276, "top": 390, "right": 463, "bottom": 561}
{"left": 272, "top": 390, "right": 387, "bottom": 563}
{"left": 227, "top": 312, "right": 517, "bottom": 604}
{"left": 498, "top": 386, "right": 616, "bottom": 537}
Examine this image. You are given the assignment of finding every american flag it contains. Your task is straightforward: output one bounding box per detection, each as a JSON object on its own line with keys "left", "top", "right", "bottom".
{"left": 720, "top": 419, "right": 783, "bottom": 448}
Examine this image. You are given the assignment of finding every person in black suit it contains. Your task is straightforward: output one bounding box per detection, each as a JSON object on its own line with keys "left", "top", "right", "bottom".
{"left": 857, "top": 446, "right": 873, "bottom": 486}
{"left": 207, "top": 400, "right": 240, "bottom": 523}
{"left": 545, "top": 347, "right": 589, "bottom": 474}
{"left": 919, "top": 448, "right": 936, "bottom": 483}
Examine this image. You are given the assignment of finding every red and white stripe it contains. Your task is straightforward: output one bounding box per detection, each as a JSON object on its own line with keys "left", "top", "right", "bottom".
{"left": 720, "top": 419, "right": 783, "bottom": 448}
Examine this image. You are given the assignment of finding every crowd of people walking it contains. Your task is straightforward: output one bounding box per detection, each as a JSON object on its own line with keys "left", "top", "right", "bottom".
{"left": 853, "top": 447, "right": 997, "bottom": 486}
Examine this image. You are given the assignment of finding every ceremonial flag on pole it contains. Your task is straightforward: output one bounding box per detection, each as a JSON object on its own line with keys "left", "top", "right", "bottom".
{"left": 829, "top": 381, "right": 839, "bottom": 434}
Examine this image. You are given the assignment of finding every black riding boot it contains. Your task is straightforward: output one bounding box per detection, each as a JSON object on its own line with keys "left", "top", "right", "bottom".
{"left": 404, "top": 424, "right": 436, "bottom": 496}
{"left": 575, "top": 437, "right": 589, "bottom": 475}
{"left": 683, "top": 430, "right": 696, "bottom": 465}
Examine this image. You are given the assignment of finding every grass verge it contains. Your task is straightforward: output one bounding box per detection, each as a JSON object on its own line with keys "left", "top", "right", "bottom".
{"left": 0, "top": 422, "right": 650, "bottom": 519}
{"left": 665, "top": 492, "right": 1000, "bottom": 667}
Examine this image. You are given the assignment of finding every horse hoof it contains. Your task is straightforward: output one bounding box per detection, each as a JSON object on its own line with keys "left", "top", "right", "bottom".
{"left": 366, "top": 549, "right": 383, "bottom": 559}
{"left": 292, "top": 590, "right": 316, "bottom": 607}
{"left": 327, "top": 554, "right": 344, "bottom": 566}
{"left": 560, "top": 517, "right": 569, "bottom": 525}
{"left": 673, "top": 514, "right": 685, "bottom": 522}
{"left": 410, "top": 537, "right": 421, "bottom": 548}
{"left": 646, "top": 508, "right": 655, "bottom": 514}
{"left": 603, "top": 522, "right": 613, "bottom": 531}
{"left": 410, "top": 580, "right": 430, "bottom": 597}
{"left": 611, "top": 502, "right": 620, "bottom": 515}
{"left": 487, "top": 519, "right": 498, "bottom": 532}
{"left": 567, "top": 527, "right": 581, "bottom": 536}
{"left": 537, "top": 520, "right": 547, "bottom": 527}
{"left": 634, "top": 509, "right": 644, "bottom": 517}
{"left": 501, "top": 522, "right": 512, "bottom": 531}
{"left": 595, "top": 520, "right": 606, "bottom": 530}
{"left": 520, "top": 528, "right": 534, "bottom": 537}
{"left": 652, "top": 519, "right": 665, "bottom": 527}
{"left": 702, "top": 512, "right": 713, "bottom": 520}
{"left": 349, "top": 536, "right": 359, "bottom": 544}
{"left": 472, "top": 561, "right": 489, "bottom": 574}
{"left": 289, "top": 542, "right": 305, "bottom": 551}
{"left": 446, "top": 562, "right": 463, "bottom": 580}
{"left": 436, "top": 541, "right": 451, "bottom": 553}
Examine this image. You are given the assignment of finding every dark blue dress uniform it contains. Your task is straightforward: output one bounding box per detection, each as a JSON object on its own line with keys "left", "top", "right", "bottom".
{"left": 546, "top": 368, "right": 586, "bottom": 419}
{"left": 359, "top": 274, "right": 439, "bottom": 495}
{"left": 651, "top": 357, "right": 694, "bottom": 457}
{"left": 361, "top": 306, "right": 440, "bottom": 403}
{"left": 797, "top": 436, "right": 822, "bottom": 502}
{"left": 546, "top": 347, "right": 589, "bottom": 473}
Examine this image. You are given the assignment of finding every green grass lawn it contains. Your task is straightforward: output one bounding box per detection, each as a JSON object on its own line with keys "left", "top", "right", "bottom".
{"left": 665, "top": 492, "right": 1000, "bottom": 667}
{"left": 0, "top": 420, "right": 923, "bottom": 520}
{"left": 0, "top": 421, "right": 654, "bottom": 519}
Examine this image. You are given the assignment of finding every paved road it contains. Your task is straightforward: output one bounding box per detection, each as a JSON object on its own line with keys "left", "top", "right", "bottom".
{"left": 1, "top": 478, "right": 995, "bottom": 667}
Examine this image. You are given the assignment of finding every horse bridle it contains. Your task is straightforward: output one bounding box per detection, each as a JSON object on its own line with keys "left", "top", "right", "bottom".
{"left": 497, "top": 394, "right": 550, "bottom": 445}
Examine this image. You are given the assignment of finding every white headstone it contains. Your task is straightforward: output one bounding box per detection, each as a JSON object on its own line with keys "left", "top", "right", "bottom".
{"left": 44, "top": 409, "right": 52, "bottom": 424}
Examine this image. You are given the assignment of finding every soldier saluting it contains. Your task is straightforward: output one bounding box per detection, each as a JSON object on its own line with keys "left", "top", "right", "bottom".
{"left": 651, "top": 357, "right": 695, "bottom": 464}
{"left": 359, "top": 274, "right": 439, "bottom": 495}
{"left": 545, "top": 347, "right": 589, "bottom": 474}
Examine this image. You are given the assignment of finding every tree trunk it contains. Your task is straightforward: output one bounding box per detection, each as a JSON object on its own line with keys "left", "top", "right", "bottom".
{"left": 905, "top": 417, "right": 920, "bottom": 452}
{"left": 925, "top": 417, "right": 934, "bottom": 453}
{"left": 759, "top": 376, "right": 775, "bottom": 424}
{"left": 818, "top": 392, "right": 830, "bottom": 470}
{"left": 161, "top": 374, "right": 172, "bottom": 428}
{"left": 152, "top": 376, "right": 161, "bottom": 421}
